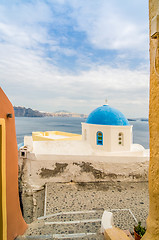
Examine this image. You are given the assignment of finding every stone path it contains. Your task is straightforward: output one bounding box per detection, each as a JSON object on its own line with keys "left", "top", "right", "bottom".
{"left": 17, "top": 181, "right": 149, "bottom": 239}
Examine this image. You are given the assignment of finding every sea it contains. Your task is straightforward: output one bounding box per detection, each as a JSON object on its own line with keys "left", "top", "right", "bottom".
{"left": 15, "top": 117, "right": 149, "bottom": 149}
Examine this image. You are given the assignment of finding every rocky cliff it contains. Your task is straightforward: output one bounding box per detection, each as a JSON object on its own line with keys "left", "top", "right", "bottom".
{"left": 14, "top": 106, "right": 46, "bottom": 117}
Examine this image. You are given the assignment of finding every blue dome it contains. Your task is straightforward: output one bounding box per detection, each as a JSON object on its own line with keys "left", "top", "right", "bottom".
{"left": 86, "top": 105, "right": 129, "bottom": 126}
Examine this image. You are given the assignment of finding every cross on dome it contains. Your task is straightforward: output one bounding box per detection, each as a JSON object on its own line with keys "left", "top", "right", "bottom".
{"left": 105, "top": 98, "right": 108, "bottom": 105}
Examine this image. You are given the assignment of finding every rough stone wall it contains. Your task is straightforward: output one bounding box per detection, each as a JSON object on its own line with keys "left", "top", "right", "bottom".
{"left": 18, "top": 158, "right": 45, "bottom": 223}
{"left": 19, "top": 156, "right": 149, "bottom": 187}
{"left": 21, "top": 188, "right": 45, "bottom": 224}
{"left": 142, "top": 1, "right": 159, "bottom": 239}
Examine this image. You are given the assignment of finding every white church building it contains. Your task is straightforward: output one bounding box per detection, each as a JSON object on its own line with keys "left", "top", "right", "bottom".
{"left": 20, "top": 104, "right": 149, "bottom": 183}
{"left": 82, "top": 104, "right": 132, "bottom": 153}
{"left": 23, "top": 104, "right": 149, "bottom": 157}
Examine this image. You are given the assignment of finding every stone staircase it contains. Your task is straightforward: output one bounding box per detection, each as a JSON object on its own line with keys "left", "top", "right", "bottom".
{"left": 16, "top": 181, "right": 147, "bottom": 239}
{"left": 17, "top": 209, "right": 137, "bottom": 239}
{"left": 17, "top": 210, "right": 104, "bottom": 239}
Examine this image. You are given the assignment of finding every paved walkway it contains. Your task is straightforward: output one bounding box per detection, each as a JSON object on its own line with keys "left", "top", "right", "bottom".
{"left": 17, "top": 181, "right": 149, "bottom": 239}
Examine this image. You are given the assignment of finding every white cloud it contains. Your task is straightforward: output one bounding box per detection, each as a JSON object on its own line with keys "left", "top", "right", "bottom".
{"left": 63, "top": 0, "right": 149, "bottom": 53}
{"left": 0, "top": 1, "right": 52, "bottom": 25}
{"left": 0, "top": 1, "right": 58, "bottom": 51}
{"left": 0, "top": 0, "right": 149, "bottom": 117}
{"left": 0, "top": 39, "right": 149, "bottom": 117}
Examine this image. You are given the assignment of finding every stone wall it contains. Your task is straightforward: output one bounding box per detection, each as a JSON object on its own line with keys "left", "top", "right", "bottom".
{"left": 142, "top": 1, "right": 159, "bottom": 239}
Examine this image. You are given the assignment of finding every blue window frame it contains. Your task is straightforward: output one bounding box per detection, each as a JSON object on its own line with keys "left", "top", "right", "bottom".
{"left": 97, "top": 131, "right": 103, "bottom": 145}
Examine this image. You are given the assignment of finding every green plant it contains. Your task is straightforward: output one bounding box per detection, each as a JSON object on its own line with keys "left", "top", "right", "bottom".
{"left": 134, "top": 221, "right": 146, "bottom": 237}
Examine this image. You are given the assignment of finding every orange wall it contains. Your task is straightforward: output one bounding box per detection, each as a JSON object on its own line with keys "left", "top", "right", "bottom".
{"left": 0, "top": 88, "right": 27, "bottom": 240}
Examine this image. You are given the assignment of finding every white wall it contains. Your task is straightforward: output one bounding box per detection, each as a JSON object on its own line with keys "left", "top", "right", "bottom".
{"left": 82, "top": 123, "right": 132, "bottom": 152}
{"left": 110, "top": 126, "right": 132, "bottom": 152}
{"left": 32, "top": 140, "right": 93, "bottom": 155}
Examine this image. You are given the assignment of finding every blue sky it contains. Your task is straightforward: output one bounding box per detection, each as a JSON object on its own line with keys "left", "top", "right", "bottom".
{"left": 0, "top": 0, "right": 149, "bottom": 117}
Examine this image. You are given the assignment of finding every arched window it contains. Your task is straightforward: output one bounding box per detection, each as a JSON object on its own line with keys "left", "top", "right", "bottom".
{"left": 97, "top": 131, "right": 103, "bottom": 145}
{"left": 118, "top": 132, "right": 124, "bottom": 145}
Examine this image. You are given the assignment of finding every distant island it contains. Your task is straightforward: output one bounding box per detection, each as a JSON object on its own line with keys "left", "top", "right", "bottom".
{"left": 14, "top": 106, "right": 148, "bottom": 121}
{"left": 128, "top": 118, "right": 148, "bottom": 122}
{"left": 14, "top": 106, "right": 88, "bottom": 118}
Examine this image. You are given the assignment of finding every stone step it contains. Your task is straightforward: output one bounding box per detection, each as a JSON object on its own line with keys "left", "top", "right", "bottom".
{"left": 38, "top": 210, "right": 103, "bottom": 222}
{"left": 17, "top": 232, "right": 104, "bottom": 239}
{"left": 23, "top": 219, "right": 101, "bottom": 234}
{"left": 16, "top": 222, "right": 104, "bottom": 239}
{"left": 39, "top": 208, "right": 137, "bottom": 232}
